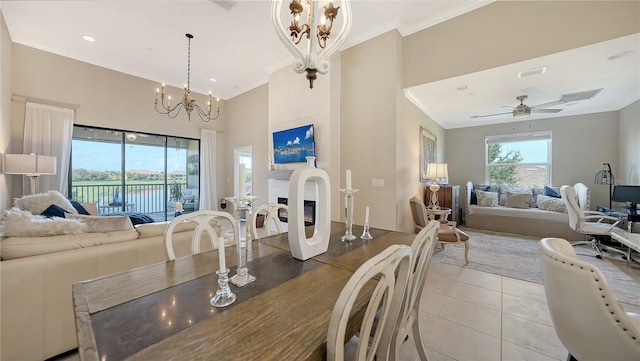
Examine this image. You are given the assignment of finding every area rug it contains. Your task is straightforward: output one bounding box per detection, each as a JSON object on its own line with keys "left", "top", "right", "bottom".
{"left": 438, "top": 227, "right": 640, "bottom": 305}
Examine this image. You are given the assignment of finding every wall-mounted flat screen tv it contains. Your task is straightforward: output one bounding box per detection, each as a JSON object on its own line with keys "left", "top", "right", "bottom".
{"left": 273, "top": 124, "right": 315, "bottom": 164}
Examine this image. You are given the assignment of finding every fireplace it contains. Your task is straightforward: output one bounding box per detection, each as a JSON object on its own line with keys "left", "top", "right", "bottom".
{"left": 277, "top": 197, "right": 316, "bottom": 226}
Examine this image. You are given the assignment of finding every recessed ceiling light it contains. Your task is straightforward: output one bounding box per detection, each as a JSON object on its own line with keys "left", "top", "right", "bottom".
{"left": 608, "top": 50, "right": 634, "bottom": 60}
{"left": 82, "top": 35, "right": 96, "bottom": 42}
{"left": 456, "top": 85, "right": 468, "bottom": 91}
{"left": 209, "top": 78, "right": 217, "bottom": 82}
{"left": 518, "top": 67, "right": 547, "bottom": 78}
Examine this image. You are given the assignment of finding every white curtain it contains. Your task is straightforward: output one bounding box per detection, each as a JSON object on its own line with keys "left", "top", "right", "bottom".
{"left": 23, "top": 102, "right": 74, "bottom": 195}
{"left": 199, "top": 129, "right": 218, "bottom": 210}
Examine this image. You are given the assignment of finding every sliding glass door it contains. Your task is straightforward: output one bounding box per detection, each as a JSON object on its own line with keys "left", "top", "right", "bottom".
{"left": 70, "top": 126, "right": 200, "bottom": 221}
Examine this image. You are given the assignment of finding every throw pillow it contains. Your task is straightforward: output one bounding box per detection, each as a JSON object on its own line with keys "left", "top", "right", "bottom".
{"left": 543, "top": 186, "right": 561, "bottom": 198}
{"left": 14, "top": 191, "right": 78, "bottom": 215}
{"left": 3, "top": 208, "right": 87, "bottom": 237}
{"left": 41, "top": 204, "right": 71, "bottom": 218}
{"left": 536, "top": 194, "right": 567, "bottom": 213}
{"left": 505, "top": 191, "right": 532, "bottom": 209}
{"left": 65, "top": 214, "right": 135, "bottom": 233}
{"left": 104, "top": 212, "right": 155, "bottom": 225}
{"left": 476, "top": 190, "right": 499, "bottom": 207}
{"left": 499, "top": 186, "right": 531, "bottom": 206}
{"left": 70, "top": 200, "right": 91, "bottom": 215}
{"left": 470, "top": 185, "right": 490, "bottom": 205}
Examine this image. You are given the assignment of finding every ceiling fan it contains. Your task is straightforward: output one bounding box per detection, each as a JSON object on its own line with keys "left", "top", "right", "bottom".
{"left": 470, "top": 88, "right": 604, "bottom": 119}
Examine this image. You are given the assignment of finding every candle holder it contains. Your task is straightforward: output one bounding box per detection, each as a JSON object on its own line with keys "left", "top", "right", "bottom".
{"left": 210, "top": 268, "right": 236, "bottom": 307}
{"left": 340, "top": 188, "right": 359, "bottom": 242}
{"left": 361, "top": 223, "right": 373, "bottom": 240}
{"left": 225, "top": 196, "right": 258, "bottom": 287}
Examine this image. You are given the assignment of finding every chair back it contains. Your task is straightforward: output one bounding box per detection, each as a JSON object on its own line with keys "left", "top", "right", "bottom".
{"left": 538, "top": 237, "right": 640, "bottom": 360}
{"left": 392, "top": 219, "right": 439, "bottom": 358}
{"left": 327, "top": 245, "right": 413, "bottom": 361}
{"left": 560, "top": 185, "right": 584, "bottom": 232}
{"left": 249, "top": 203, "right": 288, "bottom": 240}
{"left": 164, "top": 210, "right": 238, "bottom": 261}
{"left": 409, "top": 196, "right": 428, "bottom": 233}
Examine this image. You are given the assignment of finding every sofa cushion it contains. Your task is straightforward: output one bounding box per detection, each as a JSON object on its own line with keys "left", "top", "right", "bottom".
{"left": 505, "top": 191, "right": 532, "bottom": 209}
{"left": 470, "top": 185, "right": 490, "bottom": 205}
{"left": 499, "top": 186, "right": 531, "bottom": 206}
{"left": 536, "top": 194, "right": 567, "bottom": 213}
{"left": 65, "top": 214, "right": 134, "bottom": 232}
{"left": 135, "top": 219, "right": 220, "bottom": 239}
{"left": 543, "top": 186, "right": 561, "bottom": 198}
{"left": 476, "top": 190, "right": 499, "bottom": 207}
{"left": 14, "top": 191, "right": 78, "bottom": 215}
{"left": 0, "top": 229, "right": 139, "bottom": 260}
{"left": 3, "top": 208, "right": 87, "bottom": 237}
{"left": 41, "top": 204, "right": 71, "bottom": 218}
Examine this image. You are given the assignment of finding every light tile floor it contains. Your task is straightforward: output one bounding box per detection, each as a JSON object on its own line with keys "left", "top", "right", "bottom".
{"left": 395, "top": 250, "right": 640, "bottom": 361}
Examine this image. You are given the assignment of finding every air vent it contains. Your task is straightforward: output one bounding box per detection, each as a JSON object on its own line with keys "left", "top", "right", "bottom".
{"left": 559, "top": 88, "right": 603, "bottom": 102}
{"left": 518, "top": 67, "right": 547, "bottom": 78}
{"left": 211, "top": 0, "right": 238, "bottom": 10}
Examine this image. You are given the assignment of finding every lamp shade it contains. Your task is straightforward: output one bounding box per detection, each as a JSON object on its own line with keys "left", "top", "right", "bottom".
{"left": 3, "top": 154, "right": 57, "bottom": 175}
{"left": 426, "top": 163, "right": 449, "bottom": 180}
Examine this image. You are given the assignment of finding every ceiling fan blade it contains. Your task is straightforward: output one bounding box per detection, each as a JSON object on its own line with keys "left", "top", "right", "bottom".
{"left": 500, "top": 105, "right": 515, "bottom": 110}
{"left": 531, "top": 100, "right": 565, "bottom": 109}
{"left": 532, "top": 108, "right": 562, "bottom": 113}
{"left": 470, "top": 111, "right": 512, "bottom": 118}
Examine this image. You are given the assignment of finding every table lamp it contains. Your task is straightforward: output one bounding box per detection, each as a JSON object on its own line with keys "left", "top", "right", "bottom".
{"left": 426, "top": 163, "right": 448, "bottom": 209}
{"left": 3, "top": 153, "right": 57, "bottom": 195}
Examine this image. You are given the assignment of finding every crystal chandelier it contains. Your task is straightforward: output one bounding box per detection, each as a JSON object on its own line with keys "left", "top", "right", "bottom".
{"left": 271, "top": 0, "right": 352, "bottom": 89}
{"left": 154, "top": 34, "right": 220, "bottom": 122}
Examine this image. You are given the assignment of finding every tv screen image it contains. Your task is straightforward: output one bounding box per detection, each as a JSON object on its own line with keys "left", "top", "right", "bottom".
{"left": 273, "top": 124, "right": 315, "bottom": 164}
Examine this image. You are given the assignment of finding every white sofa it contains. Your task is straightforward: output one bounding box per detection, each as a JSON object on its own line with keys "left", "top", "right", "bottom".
{"left": 0, "top": 205, "right": 219, "bottom": 361}
{"left": 464, "top": 181, "right": 589, "bottom": 240}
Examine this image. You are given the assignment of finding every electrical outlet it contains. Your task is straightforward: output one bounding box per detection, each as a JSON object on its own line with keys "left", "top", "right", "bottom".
{"left": 372, "top": 179, "right": 384, "bottom": 187}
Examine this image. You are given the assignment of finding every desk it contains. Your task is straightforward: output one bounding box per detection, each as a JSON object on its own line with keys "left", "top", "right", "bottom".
{"left": 596, "top": 206, "right": 640, "bottom": 232}
{"left": 73, "top": 222, "right": 415, "bottom": 361}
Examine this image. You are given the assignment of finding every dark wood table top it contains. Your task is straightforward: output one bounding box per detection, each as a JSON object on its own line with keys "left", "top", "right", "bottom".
{"left": 73, "top": 222, "right": 415, "bottom": 361}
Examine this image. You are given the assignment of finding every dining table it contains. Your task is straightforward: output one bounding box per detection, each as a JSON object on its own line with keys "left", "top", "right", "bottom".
{"left": 73, "top": 221, "right": 416, "bottom": 361}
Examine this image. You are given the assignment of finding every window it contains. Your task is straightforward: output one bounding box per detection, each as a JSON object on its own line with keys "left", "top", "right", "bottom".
{"left": 70, "top": 126, "right": 200, "bottom": 221}
{"left": 485, "top": 132, "right": 552, "bottom": 188}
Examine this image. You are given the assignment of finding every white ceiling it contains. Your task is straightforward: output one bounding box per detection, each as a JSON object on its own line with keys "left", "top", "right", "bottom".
{"left": 405, "top": 33, "right": 640, "bottom": 129}
{"left": 0, "top": 0, "right": 491, "bottom": 100}
{"left": 1, "top": 1, "right": 638, "bottom": 130}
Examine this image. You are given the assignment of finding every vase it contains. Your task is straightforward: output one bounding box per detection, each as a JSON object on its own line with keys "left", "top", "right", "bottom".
{"left": 288, "top": 156, "right": 331, "bottom": 260}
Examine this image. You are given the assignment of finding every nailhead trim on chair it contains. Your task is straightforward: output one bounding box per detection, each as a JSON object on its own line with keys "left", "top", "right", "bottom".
{"left": 544, "top": 252, "right": 639, "bottom": 342}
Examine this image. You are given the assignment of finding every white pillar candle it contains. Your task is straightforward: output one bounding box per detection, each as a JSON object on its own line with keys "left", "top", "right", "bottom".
{"left": 218, "top": 237, "right": 226, "bottom": 271}
{"left": 365, "top": 206, "right": 370, "bottom": 224}
{"left": 346, "top": 169, "right": 352, "bottom": 189}
{"left": 238, "top": 163, "right": 246, "bottom": 196}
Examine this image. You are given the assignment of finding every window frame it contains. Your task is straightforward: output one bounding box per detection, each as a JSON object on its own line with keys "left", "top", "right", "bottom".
{"left": 484, "top": 131, "right": 553, "bottom": 187}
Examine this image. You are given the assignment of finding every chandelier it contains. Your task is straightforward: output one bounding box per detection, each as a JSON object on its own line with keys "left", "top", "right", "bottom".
{"left": 271, "top": 0, "right": 352, "bottom": 89}
{"left": 154, "top": 34, "right": 220, "bottom": 122}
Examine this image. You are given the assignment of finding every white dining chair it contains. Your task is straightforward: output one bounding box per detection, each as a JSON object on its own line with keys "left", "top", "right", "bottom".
{"left": 392, "top": 219, "right": 440, "bottom": 360}
{"left": 164, "top": 210, "right": 238, "bottom": 261}
{"left": 538, "top": 237, "right": 640, "bottom": 360}
{"left": 327, "top": 244, "right": 413, "bottom": 361}
{"left": 249, "top": 203, "right": 288, "bottom": 240}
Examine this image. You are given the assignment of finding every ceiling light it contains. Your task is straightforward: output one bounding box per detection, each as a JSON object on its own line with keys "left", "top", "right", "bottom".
{"left": 456, "top": 85, "right": 468, "bottom": 91}
{"left": 271, "top": 0, "right": 352, "bottom": 89}
{"left": 608, "top": 50, "right": 634, "bottom": 60}
{"left": 81, "top": 35, "right": 96, "bottom": 42}
{"left": 154, "top": 34, "right": 220, "bottom": 122}
{"left": 209, "top": 78, "right": 217, "bottom": 82}
{"left": 518, "top": 67, "right": 547, "bottom": 78}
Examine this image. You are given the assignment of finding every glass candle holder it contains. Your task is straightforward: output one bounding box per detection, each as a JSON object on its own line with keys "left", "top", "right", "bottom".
{"left": 225, "top": 196, "right": 258, "bottom": 287}
{"left": 340, "top": 188, "right": 358, "bottom": 242}
{"left": 210, "top": 268, "right": 236, "bottom": 307}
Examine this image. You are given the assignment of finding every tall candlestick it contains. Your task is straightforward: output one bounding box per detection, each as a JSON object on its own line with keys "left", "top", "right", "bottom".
{"left": 238, "top": 163, "right": 246, "bottom": 196}
{"left": 346, "top": 169, "right": 352, "bottom": 189}
{"left": 217, "top": 237, "right": 226, "bottom": 271}
{"left": 365, "top": 206, "right": 370, "bottom": 224}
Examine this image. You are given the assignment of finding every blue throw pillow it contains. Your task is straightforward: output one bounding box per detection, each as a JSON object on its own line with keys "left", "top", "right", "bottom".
{"left": 471, "top": 185, "right": 491, "bottom": 205}
{"left": 69, "top": 200, "right": 91, "bottom": 215}
{"left": 105, "top": 212, "right": 155, "bottom": 225}
{"left": 41, "top": 204, "right": 71, "bottom": 218}
{"left": 543, "top": 186, "right": 561, "bottom": 198}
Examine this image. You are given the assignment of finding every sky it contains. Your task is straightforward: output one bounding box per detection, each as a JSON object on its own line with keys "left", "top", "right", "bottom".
{"left": 72, "top": 140, "right": 187, "bottom": 173}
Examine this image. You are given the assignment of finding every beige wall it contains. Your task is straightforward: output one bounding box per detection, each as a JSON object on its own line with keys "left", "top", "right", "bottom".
{"left": 446, "top": 111, "right": 619, "bottom": 210}
{"left": 1, "top": 12, "right": 12, "bottom": 210}
{"left": 403, "top": 1, "right": 640, "bottom": 87}
{"left": 618, "top": 100, "right": 640, "bottom": 185}
{"left": 224, "top": 84, "right": 269, "bottom": 204}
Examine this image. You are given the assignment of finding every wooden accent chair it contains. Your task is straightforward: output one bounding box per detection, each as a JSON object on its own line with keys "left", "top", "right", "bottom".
{"left": 410, "top": 196, "right": 470, "bottom": 264}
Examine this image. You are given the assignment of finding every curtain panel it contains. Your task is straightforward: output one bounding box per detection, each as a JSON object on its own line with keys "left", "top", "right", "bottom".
{"left": 23, "top": 102, "right": 74, "bottom": 195}
{"left": 199, "top": 129, "right": 217, "bottom": 210}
